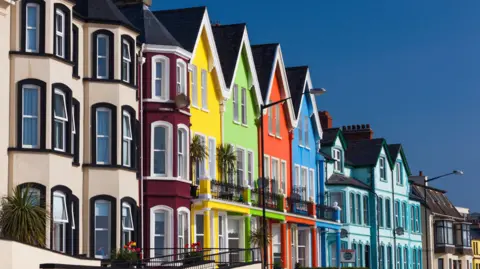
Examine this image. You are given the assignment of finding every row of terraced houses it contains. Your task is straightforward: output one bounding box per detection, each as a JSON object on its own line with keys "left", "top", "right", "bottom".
{"left": 0, "top": 0, "right": 474, "bottom": 269}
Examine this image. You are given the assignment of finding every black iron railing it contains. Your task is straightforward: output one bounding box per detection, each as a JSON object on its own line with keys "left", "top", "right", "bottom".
{"left": 211, "top": 180, "right": 247, "bottom": 204}
{"left": 287, "top": 197, "right": 310, "bottom": 216}
{"left": 316, "top": 204, "right": 337, "bottom": 222}
{"left": 251, "top": 188, "right": 283, "bottom": 212}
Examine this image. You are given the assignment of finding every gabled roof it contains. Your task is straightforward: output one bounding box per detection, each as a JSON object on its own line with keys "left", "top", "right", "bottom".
{"left": 326, "top": 173, "right": 371, "bottom": 190}
{"left": 346, "top": 138, "right": 393, "bottom": 167}
{"left": 154, "top": 6, "right": 227, "bottom": 98}
{"left": 412, "top": 183, "right": 463, "bottom": 219}
{"left": 252, "top": 43, "right": 296, "bottom": 127}
{"left": 321, "top": 128, "right": 342, "bottom": 147}
{"left": 286, "top": 66, "right": 308, "bottom": 115}
{"left": 388, "top": 143, "right": 412, "bottom": 176}
{"left": 74, "top": 0, "right": 138, "bottom": 32}
{"left": 119, "top": 3, "right": 181, "bottom": 46}
{"left": 153, "top": 6, "right": 206, "bottom": 52}
{"left": 212, "top": 24, "right": 263, "bottom": 104}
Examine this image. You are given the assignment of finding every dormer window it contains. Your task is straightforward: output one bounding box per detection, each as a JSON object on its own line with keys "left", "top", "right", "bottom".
{"left": 54, "top": 9, "right": 65, "bottom": 58}
{"left": 176, "top": 60, "right": 187, "bottom": 96}
{"left": 121, "top": 40, "right": 131, "bottom": 83}
{"left": 379, "top": 157, "right": 386, "bottom": 180}
{"left": 97, "top": 35, "right": 109, "bottom": 79}
{"left": 333, "top": 148, "right": 342, "bottom": 172}
{"left": 26, "top": 3, "right": 39, "bottom": 52}
{"left": 151, "top": 55, "right": 169, "bottom": 101}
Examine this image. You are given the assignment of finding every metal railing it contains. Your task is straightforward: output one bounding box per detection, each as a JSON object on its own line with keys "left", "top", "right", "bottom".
{"left": 211, "top": 180, "right": 247, "bottom": 204}
{"left": 286, "top": 197, "right": 310, "bottom": 216}
{"left": 316, "top": 204, "right": 337, "bottom": 222}
{"left": 251, "top": 188, "right": 283, "bottom": 212}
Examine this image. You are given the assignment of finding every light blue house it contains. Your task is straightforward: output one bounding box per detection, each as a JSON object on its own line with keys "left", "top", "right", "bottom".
{"left": 319, "top": 123, "right": 423, "bottom": 269}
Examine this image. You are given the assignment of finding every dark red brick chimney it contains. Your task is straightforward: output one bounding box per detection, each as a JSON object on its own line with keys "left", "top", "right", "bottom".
{"left": 319, "top": 111, "right": 332, "bottom": 129}
{"left": 342, "top": 124, "right": 374, "bottom": 141}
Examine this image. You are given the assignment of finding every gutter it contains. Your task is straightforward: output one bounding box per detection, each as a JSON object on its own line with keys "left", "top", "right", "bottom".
{"left": 138, "top": 44, "right": 146, "bottom": 256}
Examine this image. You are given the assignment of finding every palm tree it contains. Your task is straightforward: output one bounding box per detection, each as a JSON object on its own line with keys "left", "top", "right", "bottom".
{"left": 190, "top": 135, "right": 208, "bottom": 183}
{"left": 216, "top": 144, "right": 236, "bottom": 183}
{"left": 249, "top": 225, "right": 272, "bottom": 266}
{"left": 0, "top": 185, "right": 49, "bottom": 247}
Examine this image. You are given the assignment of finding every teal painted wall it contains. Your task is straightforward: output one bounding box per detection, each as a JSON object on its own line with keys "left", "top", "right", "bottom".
{"left": 223, "top": 47, "right": 259, "bottom": 186}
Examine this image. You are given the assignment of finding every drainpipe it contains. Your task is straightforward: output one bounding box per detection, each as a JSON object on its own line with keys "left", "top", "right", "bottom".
{"left": 138, "top": 44, "right": 146, "bottom": 257}
{"left": 370, "top": 167, "right": 380, "bottom": 269}
{"left": 391, "top": 168, "right": 396, "bottom": 269}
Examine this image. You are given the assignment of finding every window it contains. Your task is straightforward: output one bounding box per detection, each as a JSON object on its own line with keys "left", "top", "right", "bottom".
{"left": 208, "top": 138, "right": 216, "bottom": 180}
{"left": 379, "top": 197, "right": 384, "bottom": 227}
{"left": 71, "top": 105, "right": 76, "bottom": 155}
{"left": 455, "top": 223, "right": 471, "bottom": 247}
{"left": 379, "top": 245, "right": 385, "bottom": 269}
{"left": 304, "top": 116, "right": 309, "bottom": 146}
{"left": 72, "top": 25, "right": 79, "bottom": 76}
{"left": 241, "top": 87, "right": 247, "bottom": 124}
{"left": 411, "top": 205, "right": 415, "bottom": 232}
{"left": 294, "top": 164, "right": 300, "bottom": 191}
{"left": 417, "top": 249, "right": 422, "bottom": 269}
{"left": 272, "top": 225, "right": 282, "bottom": 264}
{"left": 350, "top": 193, "right": 355, "bottom": 224}
{"left": 70, "top": 201, "right": 76, "bottom": 255}
{"left": 195, "top": 214, "right": 204, "bottom": 247}
{"left": 94, "top": 200, "right": 111, "bottom": 259}
{"left": 396, "top": 247, "right": 401, "bottom": 269}
{"left": 121, "top": 203, "right": 134, "bottom": 246}
{"left": 201, "top": 70, "right": 207, "bottom": 109}
{"left": 24, "top": 187, "right": 41, "bottom": 206}
{"left": 271, "top": 158, "right": 279, "bottom": 183}
{"left": 439, "top": 259, "right": 444, "bottom": 269}
{"left": 416, "top": 206, "right": 420, "bottom": 232}
{"left": 330, "top": 192, "right": 345, "bottom": 222}
{"left": 122, "top": 111, "right": 132, "bottom": 167}
{"left": 236, "top": 148, "right": 245, "bottom": 186}
{"left": 386, "top": 199, "right": 391, "bottom": 228}
{"left": 297, "top": 230, "right": 307, "bottom": 267}
{"left": 55, "top": 9, "right": 65, "bottom": 57}
{"left": 267, "top": 103, "right": 273, "bottom": 134}
{"left": 176, "top": 60, "right": 187, "bottom": 95}
{"left": 402, "top": 203, "right": 407, "bottom": 228}
{"left": 152, "top": 56, "right": 169, "bottom": 100}
{"left": 53, "top": 191, "right": 68, "bottom": 253}
{"left": 53, "top": 89, "right": 68, "bottom": 151}
{"left": 395, "top": 201, "right": 400, "bottom": 228}
{"left": 191, "top": 65, "right": 198, "bottom": 106}
{"left": 263, "top": 155, "right": 270, "bottom": 182}
{"left": 218, "top": 215, "right": 225, "bottom": 249}
{"left": 363, "top": 195, "right": 369, "bottom": 225}
{"left": 247, "top": 151, "right": 254, "bottom": 187}
{"left": 396, "top": 162, "right": 402, "bottom": 185}
{"left": 365, "top": 245, "right": 370, "bottom": 268}
{"left": 333, "top": 149, "right": 342, "bottom": 172}
{"left": 121, "top": 40, "right": 131, "bottom": 83}
{"left": 403, "top": 247, "right": 408, "bottom": 269}
{"left": 298, "top": 117, "right": 303, "bottom": 145}
{"left": 26, "top": 3, "right": 39, "bottom": 52}
{"left": 291, "top": 226, "right": 297, "bottom": 267}
{"left": 177, "top": 208, "right": 189, "bottom": 250}
{"left": 356, "top": 194, "right": 361, "bottom": 224}
{"left": 309, "top": 169, "right": 315, "bottom": 199}
{"left": 436, "top": 220, "right": 454, "bottom": 245}
{"left": 228, "top": 219, "right": 242, "bottom": 251}
{"left": 150, "top": 206, "right": 173, "bottom": 257}
{"left": 96, "top": 35, "right": 109, "bottom": 79}
{"left": 233, "top": 85, "right": 239, "bottom": 122}
{"left": 387, "top": 246, "right": 392, "bottom": 269}
{"left": 96, "top": 108, "right": 111, "bottom": 164}
{"left": 275, "top": 104, "right": 280, "bottom": 137}
{"left": 300, "top": 167, "right": 307, "bottom": 200}
{"left": 177, "top": 128, "right": 188, "bottom": 180}
{"left": 152, "top": 123, "right": 169, "bottom": 176}
{"left": 22, "top": 85, "right": 40, "bottom": 148}
{"left": 380, "top": 157, "right": 386, "bottom": 180}
{"left": 280, "top": 161, "right": 287, "bottom": 195}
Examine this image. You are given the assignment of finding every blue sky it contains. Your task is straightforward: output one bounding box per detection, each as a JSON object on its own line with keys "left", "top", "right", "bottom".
{"left": 152, "top": 1, "right": 480, "bottom": 211}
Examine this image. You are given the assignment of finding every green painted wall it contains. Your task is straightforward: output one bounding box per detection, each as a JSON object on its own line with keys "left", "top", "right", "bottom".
{"left": 223, "top": 47, "right": 260, "bottom": 186}
{"left": 250, "top": 208, "right": 285, "bottom": 220}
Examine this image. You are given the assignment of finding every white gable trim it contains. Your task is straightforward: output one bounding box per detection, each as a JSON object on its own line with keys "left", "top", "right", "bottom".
{"left": 143, "top": 44, "right": 192, "bottom": 59}
{"left": 190, "top": 9, "right": 228, "bottom": 98}
{"left": 263, "top": 45, "right": 296, "bottom": 128}
{"left": 224, "top": 27, "right": 264, "bottom": 109}
{"left": 295, "top": 69, "right": 323, "bottom": 139}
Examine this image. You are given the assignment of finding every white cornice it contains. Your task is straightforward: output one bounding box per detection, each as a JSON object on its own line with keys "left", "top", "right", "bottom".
{"left": 143, "top": 44, "right": 192, "bottom": 59}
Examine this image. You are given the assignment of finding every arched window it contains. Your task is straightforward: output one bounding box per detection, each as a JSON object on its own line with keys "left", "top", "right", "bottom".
{"left": 22, "top": 84, "right": 40, "bottom": 148}
{"left": 121, "top": 35, "right": 135, "bottom": 84}
{"left": 92, "top": 103, "right": 117, "bottom": 165}
{"left": 22, "top": 0, "right": 45, "bottom": 53}
{"left": 122, "top": 111, "right": 132, "bottom": 166}
{"left": 52, "top": 191, "right": 68, "bottom": 252}
{"left": 53, "top": 87, "right": 69, "bottom": 152}
{"left": 150, "top": 205, "right": 173, "bottom": 257}
{"left": 97, "top": 35, "right": 109, "bottom": 79}
{"left": 177, "top": 207, "right": 190, "bottom": 249}
{"left": 151, "top": 121, "right": 172, "bottom": 177}
{"left": 92, "top": 30, "right": 114, "bottom": 80}
{"left": 176, "top": 59, "right": 187, "bottom": 96}
{"left": 92, "top": 198, "right": 114, "bottom": 259}
{"left": 177, "top": 125, "right": 189, "bottom": 180}
{"left": 151, "top": 55, "right": 169, "bottom": 100}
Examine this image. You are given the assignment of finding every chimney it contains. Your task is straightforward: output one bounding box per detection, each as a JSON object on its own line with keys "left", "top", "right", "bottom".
{"left": 318, "top": 111, "right": 332, "bottom": 129}
{"left": 341, "top": 124, "right": 373, "bottom": 141}
{"left": 113, "top": 0, "right": 151, "bottom": 7}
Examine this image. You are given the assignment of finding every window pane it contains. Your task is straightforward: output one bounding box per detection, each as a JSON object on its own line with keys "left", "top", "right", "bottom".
{"left": 155, "top": 62, "right": 163, "bottom": 97}
{"left": 122, "top": 206, "right": 133, "bottom": 229}
{"left": 196, "top": 214, "right": 204, "bottom": 234}
{"left": 154, "top": 126, "right": 166, "bottom": 174}
{"left": 98, "top": 58, "right": 107, "bottom": 78}
{"left": 54, "top": 93, "right": 66, "bottom": 119}
{"left": 95, "top": 230, "right": 109, "bottom": 257}
{"left": 95, "top": 203, "right": 109, "bottom": 229}
{"left": 27, "top": 6, "right": 37, "bottom": 27}
{"left": 53, "top": 195, "right": 67, "bottom": 222}
{"left": 154, "top": 212, "right": 165, "bottom": 235}
{"left": 27, "top": 29, "right": 38, "bottom": 51}
{"left": 98, "top": 37, "right": 107, "bottom": 56}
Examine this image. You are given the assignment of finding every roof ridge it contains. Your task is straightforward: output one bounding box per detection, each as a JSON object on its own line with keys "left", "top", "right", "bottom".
{"left": 213, "top": 23, "right": 246, "bottom": 28}
{"left": 153, "top": 6, "right": 206, "bottom": 13}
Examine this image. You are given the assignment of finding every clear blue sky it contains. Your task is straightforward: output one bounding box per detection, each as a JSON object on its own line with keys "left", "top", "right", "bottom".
{"left": 152, "top": 0, "right": 480, "bottom": 211}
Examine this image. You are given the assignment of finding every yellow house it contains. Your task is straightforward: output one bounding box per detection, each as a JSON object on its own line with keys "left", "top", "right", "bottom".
{"left": 473, "top": 229, "right": 480, "bottom": 269}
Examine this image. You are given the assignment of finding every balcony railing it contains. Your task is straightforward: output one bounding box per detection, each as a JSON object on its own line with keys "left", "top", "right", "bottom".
{"left": 316, "top": 204, "right": 337, "bottom": 222}
{"left": 251, "top": 188, "right": 283, "bottom": 212}
{"left": 211, "top": 180, "right": 247, "bottom": 204}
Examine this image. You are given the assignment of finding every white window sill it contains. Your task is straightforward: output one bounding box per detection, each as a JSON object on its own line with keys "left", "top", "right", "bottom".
{"left": 201, "top": 108, "right": 209, "bottom": 113}
{"left": 191, "top": 104, "right": 200, "bottom": 109}
{"left": 233, "top": 120, "right": 241, "bottom": 125}
{"left": 275, "top": 135, "right": 282, "bottom": 140}
{"left": 268, "top": 133, "right": 275, "bottom": 137}
{"left": 241, "top": 123, "right": 248, "bottom": 128}
{"left": 143, "top": 98, "right": 172, "bottom": 103}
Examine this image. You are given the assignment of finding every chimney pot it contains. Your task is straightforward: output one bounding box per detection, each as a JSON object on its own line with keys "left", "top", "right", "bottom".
{"left": 342, "top": 123, "right": 374, "bottom": 141}
{"left": 366, "top": 124, "right": 370, "bottom": 128}
{"left": 419, "top": 171, "right": 423, "bottom": 176}
{"left": 361, "top": 124, "right": 366, "bottom": 129}
{"left": 318, "top": 111, "right": 333, "bottom": 129}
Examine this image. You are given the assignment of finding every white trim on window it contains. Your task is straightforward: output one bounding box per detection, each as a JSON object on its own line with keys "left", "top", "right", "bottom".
{"left": 55, "top": 9, "right": 65, "bottom": 58}
{"left": 241, "top": 87, "right": 247, "bottom": 125}
{"left": 263, "top": 154, "right": 270, "bottom": 180}
{"left": 247, "top": 150, "right": 254, "bottom": 187}
{"left": 71, "top": 105, "right": 76, "bottom": 154}
{"left": 208, "top": 137, "right": 216, "bottom": 180}
{"left": 151, "top": 121, "right": 173, "bottom": 177}
{"left": 96, "top": 34, "right": 109, "bottom": 79}
{"left": 236, "top": 146, "right": 246, "bottom": 186}
{"left": 177, "top": 207, "right": 190, "bottom": 249}
{"left": 396, "top": 162, "right": 402, "bottom": 185}
{"left": 177, "top": 124, "right": 189, "bottom": 180}
{"left": 280, "top": 160, "right": 287, "bottom": 195}
{"left": 194, "top": 212, "right": 205, "bottom": 248}
{"left": 151, "top": 55, "right": 170, "bottom": 101}
{"left": 380, "top": 157, "right": 386, "bottom": 181}
{"left": 94, "top": 200, "right": 111, "bottom": 259}
{"left": 150, "top": 205, "right": 173, "bottom": 258}
{"left": 26, "top": 3, "right": 39, "bottom": 53}
{"left": 96, "top": 108, "right": 111, "bottom": 164}
{"left": 122, "top": 40, "right": 131, "bottom": 83}
{"left": 176, "top": 59, "right": 187, "bottom": 96}
{"left": 53, "top": 191, "right": 68, "bottom": 253}
{"left": 275, "top": 104, "right": 280, "bottom": 137}
{"left": 333, "top": 148, "right": 342, "bottom": 172}
{"left": 122, "top": 111, "right": 133, "bottom": 167}
{"left": 53, "top": 89, "right": 68, "bottom": 152}
{"left": 271, "top": 157, "right": 280, "bottom": 192}
{"left": 22, "top": 85, "right": 40, "bottom": 148}
{"left": 201, "top": 69, "right": 208, "bottom": 110}
{"left": 122, "top": 202, "right": 134, "bottom": 231}
{"left": 233, "top": 84, "right": 239, "bottom": 123}
{"left": 190, "top": 65, "right": 198, "bottom": 108}
{"left": 309, "top": 168, "right": 315, "bottom": 200}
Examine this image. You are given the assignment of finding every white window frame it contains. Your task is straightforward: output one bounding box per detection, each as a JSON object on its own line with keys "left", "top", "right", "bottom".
{"left": 227, "top": 216, "right": 245, "bottom": 252}
{"left": 94, "top": 200, "right": 111, "bottom": 259}
{"left": 53, "top": 191, "right": 68, "bottom": 253}
{"left": 194, "top": 212, "right": 205, "bottom": 248}
{"left": 55, "top": 9, "right": 65, "bottom": 58}
{"left": 218, "top": 212, "right": 227, "bottom": 250}
{"left": 177, "top": 124, "right": 189, "bottom": 180}
{"left": 208, "top": 137, "right": 216, "bottom": 180}
{"left": 300, "top": 167, "right": 308, "bottom": 200}
{"left": 177, "top": 207, "right": 190, "bottom": 250}
{"left": 267, "top": 104, "right": 273, "bottom": 135}
{"left": 236, "top": 147, "right": 246, "bottom": 186}
{"left": 53, "top": 89, "right": 68, "bottom": 152}
{"left": 380, "top": 157, "right": 386, "bottom": 180}
{"left": 26, "top": 3, "right": 39, "bottom": 53}
{"left": 150, "top": 205, "right": 173, "bottom": 257}
{"left": 22, "top": 85, "right": 40, "bottom": 148}
{"left": 280, "top": 160, "right": 287, "bottom": 195}
{"left": 151, "top": 121, "right": 173, "bottom": 177}
{"left": 272, "top": 224, "right": 282, "bottom": 265}
{"left": 309, "top": 168, "right": 315, "bottom": 200}
{"left": 70, "top": 201, "right": 75, "bottom": 254}
{"left": 96, "top": 108, "right": 111, "bottom": 165}
{"left": 333, "top": 149, "right": 341, "bottom": 172}
{"left": 396, "top": 162, "right": 402, "bottom": 185}
{"left": 263, "top": 155, "right": 270, "bottom": 185}
{"left": 151, "top": 55, "right": 170, "bottom": 101}
{"left": 194, "top": 133, "right": 207, "bottom": 180}
{"left": 71, "top": 105, "right": 76, "bottom": 155}
{"left": 233, "top": 84, "right": 239, "bottom": 122}
{"left": 96, "top": 34, "right": 109, "bottom": 79}
{"left": 271, "top": 157, "right": 280, "bottom": 192}
{"left": 122, "top": 111, "right": 133, "bottom": 167}
{"left": 201, "top": 69, "right": 208, "bottom": 110}
{"left": 241, "top": 87, "right": 247, "bottom": 125}
{"left": 298, "top": 117, "right": 303, "bottom": 146}
{"left": 297, "top": 228, "right": 310, "bottom": 267}
{"left": 247, "top": 150, "right": 254, "bottom": 187}
{"left": 122, "top": 202, "right": 134, "bottom": 245}
{"left": 190, "top": 65, "right": 198, "bottom": 107}
{"left": 176, "top": 59, "right": 187, "bottom": 95}
{"left": 304, "top": 115, "right": 309, "bottom": 147}
{"left": 122, "top": 40, "right": 131, "bottom": 83}
{"left": 294, "top": 164, "right": 300, "bottom": 189}
{"left": 275, "top": 104, "right": 281, "bottom": 137}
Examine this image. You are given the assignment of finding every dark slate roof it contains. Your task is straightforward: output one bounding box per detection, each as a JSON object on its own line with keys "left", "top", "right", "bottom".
{"left": 409, "top": 187, "right": 424, "bottom": 203}
{"left": 252, "top": 44, "right": 278, "bottom": 102}
{"left": 470, "top": 227, "right": 480, "bottom": 240}
{"left": 286, "top": 66, "right": 308, "bottom": 115}
{"left": 321, "top": 128, "right": 341, "bottom": 147}
{"left": 412, "top": 184, "right": 462, "bottom": 218}
{"left": 74, "top": 0, "right": 138, "bottom": 32}
{"left": 388, "top": 144, "right": 401, "bottom": 160}
{"left": 212, "top": 24, "right": 246, "bottom": 88}
{"left": 326, "top": 173, "right": 371, "bottom": 190}
{"left": 118, "top": 3, "right": 181, "bottom": 46}
{"left": 153, "top": 6, "right": 206, "bottom": 53}
{"left": 346, "top": 138, "right": 385, "bottom": 167}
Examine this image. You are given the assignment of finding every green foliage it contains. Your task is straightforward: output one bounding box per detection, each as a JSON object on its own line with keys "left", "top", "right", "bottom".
{"left": 217, "top": 144, "right": 236, "bottom": 182}
{"left": 111, "top": 241, "right": 139, "bottom": 261}
{"left": 0, "top": 185, "right": 49, "bottom": 247}
{"left": 190, "top": 135, "right": 208, "bottom": 181}
{"left": 249, "top": 225, "right": 272, "bottom": 249}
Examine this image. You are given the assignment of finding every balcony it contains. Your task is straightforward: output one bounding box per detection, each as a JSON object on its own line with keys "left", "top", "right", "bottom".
{"left": 211, "top": 180, "right": 247, "bottom": 204}
{"left": 286, "top": 187, "right": 311, "bottom": 216}
{"left": 316, "top": 204, "right": 338, "bottom": 222}
{"left": 251, "top": 188, "right": 283, "bottom": 212}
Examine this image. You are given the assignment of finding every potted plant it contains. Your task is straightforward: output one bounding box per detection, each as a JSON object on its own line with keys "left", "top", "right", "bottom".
{"left": 216, "top": 144, "right": 236, "bottom": 183}
{"left": 249, "top": 226, "right": 272, "bottom": 268}
{"left": 0, "top": 185, "right": 49, "bottom": 247}
{"left": 190, "top": 135, "right": 208, "bottom": 188}
{"left": 184, "top": 242, "right": 204, "bottom": 265}
{"left": 274, "top": 262, "right": 282, "bottom": 269}
{"left": 111, "top": 241, "right": 140, "bottom": 268}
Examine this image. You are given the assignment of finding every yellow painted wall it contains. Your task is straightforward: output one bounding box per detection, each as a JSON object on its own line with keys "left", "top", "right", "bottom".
{"left": 190, "top": 28, "right": 223, "bottom": 181}
{"left": 473, "top": 240, "right": 480, "bottom": 269}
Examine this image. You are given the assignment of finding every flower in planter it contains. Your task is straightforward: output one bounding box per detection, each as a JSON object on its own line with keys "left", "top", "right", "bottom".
{"left": 111, "top": 241, "right": 140, "bottom": 262}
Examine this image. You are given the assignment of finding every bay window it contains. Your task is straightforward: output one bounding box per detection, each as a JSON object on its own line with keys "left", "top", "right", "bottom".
{"left": 53, "top": 89, "right": 68, "bottom": 152}
{"left": 52, "top": 191, "right": 68, "bottom": 253}
{"left": 178, "top": 208, "right": 189, "bottom": 250}
{"left": 96, "top": 34, "right": 109, "bottom": 79}
{"left": 152, "top": 122, "right": 172, "bottom": 177}
{"left": 121, "top": 203, "right": 134, "bottom": 246}
{"left": 152, "top": 56, "right": 169, "bottom": 100}
{"left": 122, "top": 111, "right": 132, "bottom": 167}
{"left": 54, "top": 9, "right": 65, "bottom": 58}
{"left": 436, "top": 220, "right": 454, "bottom": 245}
{"left": 176, "top": 60, "right": 187, "bottom": 95}
{"left": 151, "top": 206, "right": 173, "bottom": 257}
{"left": 96, "top": 108, "right": 111, "bottom": 164}
{"left": 177, "top": 127, "right": 188, "bottom": 180}
{"left": 94, "top": 200, "right": 111, "bottom": 259}
{"left": 455, "top": 223, "right": 471, "bottom": 247}
{"left": 121, "top": 40, "right": 131, "bottom": 83}
{"left": 22, "top": 85, "right": 40, "bottom": 148}
{"left": 26, "top": 3, "right": 39, "bottom": 52}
